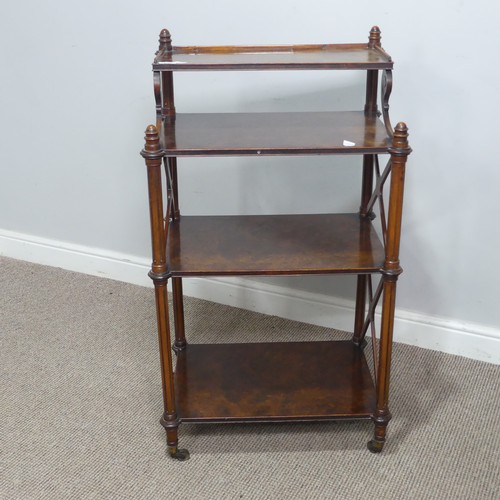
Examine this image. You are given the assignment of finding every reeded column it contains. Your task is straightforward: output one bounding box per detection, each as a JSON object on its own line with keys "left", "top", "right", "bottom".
{"left": 368, "top": 122, "right": 411, "bottom": 452}
{"left": 141, "top": 125, "right": 189, "bottom": 460}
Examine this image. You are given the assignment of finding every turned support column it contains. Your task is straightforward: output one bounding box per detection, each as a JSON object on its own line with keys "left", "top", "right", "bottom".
{"left": 155, "top": 29, "right": 185, "bottom": 351}
{"left": 368, "top": 122, "right": 411, "bottom": 452}
{"left": 141, "top": 125, "right": 189, "bottom": 460}
{"left": 353, "top": 26, "right": 382, "bottom": 346}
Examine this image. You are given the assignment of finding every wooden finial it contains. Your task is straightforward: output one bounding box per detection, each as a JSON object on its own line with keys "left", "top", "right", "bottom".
{"left": 392, "top": 122, "right": 409, "bottom": 150}
{"left": 141, "top": 125, "right": 162, "bottom": 158}
{"left": 144, "top": 125, "right": 159, "bottom": 150}
{"left": 368, "top": 26, "right": 381, "bottom": 48}
{"left": 159, "top": 28, "right": 172, "bottom": 52}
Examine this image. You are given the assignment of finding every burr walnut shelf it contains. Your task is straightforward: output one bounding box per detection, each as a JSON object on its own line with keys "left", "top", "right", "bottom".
{"left": 175, "top": 342, "right": 375, "bottom": 422}
{"left": 141, "top": 26, "right": 411, "bottom": 461}
{"left": 167, "top": 214, "right": 385, "bottom": 276}
{"left": 161, "top": 111, "right": 391, "bottom": 156}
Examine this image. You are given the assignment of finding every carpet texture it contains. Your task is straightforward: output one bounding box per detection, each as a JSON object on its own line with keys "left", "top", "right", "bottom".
{"left": 1, "top": 257, "right": 499, "bottom": 499}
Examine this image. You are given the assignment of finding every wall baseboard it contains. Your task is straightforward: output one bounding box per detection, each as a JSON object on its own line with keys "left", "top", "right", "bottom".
{"left": 2, "top": 228, "right": 499, "bottom": 364}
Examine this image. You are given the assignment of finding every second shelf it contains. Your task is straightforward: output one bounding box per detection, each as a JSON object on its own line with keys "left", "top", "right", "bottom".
{"left": 167, "top": 213, "right": 384, "bottom": 276}
{"left": 161, "top": 111, "right": 391, "bottom": 156}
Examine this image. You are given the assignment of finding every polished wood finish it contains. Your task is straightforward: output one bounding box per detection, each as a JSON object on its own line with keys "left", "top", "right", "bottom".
{"left": 167, "top": 214, "right": 385, "bottom": 276}
{"left": 175, "top": 342, "right": 375, "bottom": 421}
{"left": 142, "top": 27, "right": 411, "bottom": 458}
{"left": 161, "top": 111, "right": 391, "bottom": 156}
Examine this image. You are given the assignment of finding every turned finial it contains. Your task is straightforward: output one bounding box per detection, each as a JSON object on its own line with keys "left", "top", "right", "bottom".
{"left": 392, "top": 122, "right": 409, "bottom": 150}
{"left": 159, "top": 28, "right": 172, "bottom": 52}
{"left": 368, "top": 26, "right": 381, "bottom": 48}
{"left": 143, "top": 125, "right": 160, "bottom": 153}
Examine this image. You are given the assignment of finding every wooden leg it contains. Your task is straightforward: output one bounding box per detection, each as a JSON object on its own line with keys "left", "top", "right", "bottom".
{"left": 153, "top": 279, "right": 188, "bottom": 459}
{"left": 165, "top": 428, "right": 190, "bottom": 461}
{"left": 368, "top": 275, "right": 397, "bottom": 453}
{"left": 172, "top": 277, "right": 187, "bottom": 353}
{"left": 353, "top": 275, "right": 367, "bottom": 347}
{"left": 368, "top": 421, "right": 389, "bottom": 453}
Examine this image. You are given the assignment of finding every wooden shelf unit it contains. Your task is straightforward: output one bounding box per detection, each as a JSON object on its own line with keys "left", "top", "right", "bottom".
{"left": 141, "top": 26, "right": 411, "bottom": 460}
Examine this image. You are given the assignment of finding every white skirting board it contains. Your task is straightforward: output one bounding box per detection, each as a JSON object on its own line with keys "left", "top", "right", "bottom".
{"left": 1, "top": 228, "right": 499, "bottom": 365}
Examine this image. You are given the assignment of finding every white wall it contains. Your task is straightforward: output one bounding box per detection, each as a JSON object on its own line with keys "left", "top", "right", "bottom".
{"left": 1, "top": 1, "right": 499, "bottom": 362}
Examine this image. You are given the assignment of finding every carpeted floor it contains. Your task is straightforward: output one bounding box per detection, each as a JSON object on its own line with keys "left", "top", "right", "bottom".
{"left": 1, "top": 256, "right": 499, "bottom": 499}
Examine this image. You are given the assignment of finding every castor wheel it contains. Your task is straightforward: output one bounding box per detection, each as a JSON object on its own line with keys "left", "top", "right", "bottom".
{"left": 367, "top": 439, "right": 384, "bottom": 453}
{"left": 168, "top": 446, "right": 191, "bottom": 461}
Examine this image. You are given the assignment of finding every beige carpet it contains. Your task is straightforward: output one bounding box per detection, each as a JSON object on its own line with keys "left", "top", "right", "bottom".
{"left": 1, "top": 256, "right": 499, "bottom": 499}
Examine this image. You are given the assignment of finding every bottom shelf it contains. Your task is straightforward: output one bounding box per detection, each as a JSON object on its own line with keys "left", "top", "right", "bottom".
{"left": 175, "top": 341, "right": 375, "bottom": 423}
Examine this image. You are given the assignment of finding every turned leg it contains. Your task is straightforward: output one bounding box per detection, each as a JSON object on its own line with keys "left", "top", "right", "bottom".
{"left": 368, "top": 418, "right": 389, "bottom": 453}
{"left": 368, "top": 123, "right": 410, "bottom": 453}
{"left": 163, "top": 426, "right": 190, "bottom": 461}
{"left": 172, "top": 277, "right": 187, "bottom": 353}
{"left": 142, "top": 125, "right": 189, "bottom": 460}
{"left": 353, "top": 275, "right": 367, "bottom": 347}
{"left": 154, "top": 278, "right": 188, "bottom": 460}
{"left": 368, "top": 274, "right": 396, "bottom": 453}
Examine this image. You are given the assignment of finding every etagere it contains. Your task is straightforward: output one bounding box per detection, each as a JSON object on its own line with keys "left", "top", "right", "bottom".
{"left": 141, "top": 26, "right": 411, "bottom": 460}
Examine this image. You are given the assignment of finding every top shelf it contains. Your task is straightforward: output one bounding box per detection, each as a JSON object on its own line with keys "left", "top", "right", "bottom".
{"left": 153, "top": 43, "right": 393, "bottom": 71}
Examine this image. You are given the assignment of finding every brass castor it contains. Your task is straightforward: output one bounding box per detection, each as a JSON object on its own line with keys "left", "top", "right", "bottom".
{"left": 168, "top": 446, "right": 190, "bottom": 461}
{"left": 367, "top": 439, "right": 384, "bottom": 453}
